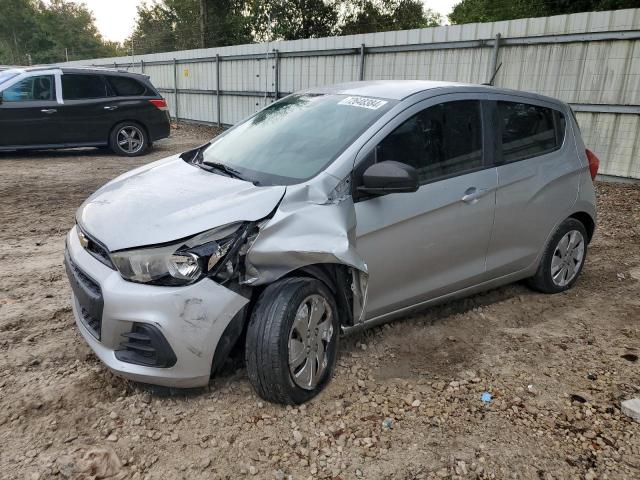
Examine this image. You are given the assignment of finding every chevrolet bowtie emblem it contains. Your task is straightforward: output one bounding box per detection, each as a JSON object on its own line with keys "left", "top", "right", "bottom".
{"left": 78, "top": 229, "right": 89, "bottom": 249}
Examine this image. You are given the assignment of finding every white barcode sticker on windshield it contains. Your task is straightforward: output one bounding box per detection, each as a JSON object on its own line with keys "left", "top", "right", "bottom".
{"left": 338, "top": 96, "right": 388, "bottom": 110}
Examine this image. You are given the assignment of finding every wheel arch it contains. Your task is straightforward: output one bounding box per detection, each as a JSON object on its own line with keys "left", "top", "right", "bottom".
{"left": 278, "top": 263, "right": 355, "bottom": 328}
{"left": 569, "top": 211, "right": 595, "bottom": 243}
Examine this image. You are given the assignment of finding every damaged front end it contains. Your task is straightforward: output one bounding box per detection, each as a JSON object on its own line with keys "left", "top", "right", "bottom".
{"left": 238, "top": 173, "right": 369, "bottom": 328}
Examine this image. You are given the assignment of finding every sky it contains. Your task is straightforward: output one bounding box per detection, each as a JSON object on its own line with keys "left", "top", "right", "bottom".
{"left": 66, "top": 0, "right": 459, "bottom": 43}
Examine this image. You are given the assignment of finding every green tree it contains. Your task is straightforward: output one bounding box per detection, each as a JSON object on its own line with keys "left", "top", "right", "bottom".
{"left": 202, "top": 0, "right": 252, "bottom": 47}
{"left": 0, "top": 0, "right": 119, "bottom": 65}
{"left": 128, "top": 0, "right": 251, "bottom": 53}
{"left": 449, "top": 0, "right": 640, "bottom": 24}
{"left": 341, "top": 0, "right": 442, "bottom": 35}
{"left": 249, "top": 0, "right": 339, "bottom": 42}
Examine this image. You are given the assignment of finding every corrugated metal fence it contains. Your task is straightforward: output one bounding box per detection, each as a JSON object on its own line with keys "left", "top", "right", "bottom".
{"left": 65, "top": 8, "right": 640, "bottom": 180}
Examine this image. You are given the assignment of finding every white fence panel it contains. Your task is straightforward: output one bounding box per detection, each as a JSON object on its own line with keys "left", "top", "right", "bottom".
{"left": 62, "top": 8, "right": 640, "bottom": 179}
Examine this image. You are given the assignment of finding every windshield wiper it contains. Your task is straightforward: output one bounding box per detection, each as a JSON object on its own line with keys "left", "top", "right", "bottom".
{"left": 201, "top": 161, "right": 246, "bottom": 181}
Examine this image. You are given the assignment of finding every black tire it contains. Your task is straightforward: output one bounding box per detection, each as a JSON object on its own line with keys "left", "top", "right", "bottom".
{"left": 245, "top": 277, "right": 340, "bottom": 405}
{"left": 109, "top": 121, "right": 149, "bottom": 157}
{"left": 527, "top": 218, "right": 588, "bottom": 294}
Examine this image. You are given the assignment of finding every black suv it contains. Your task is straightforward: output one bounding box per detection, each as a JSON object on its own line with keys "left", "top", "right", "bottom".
{"left": 0, "top": 67, "right": 170, "bottom": 156}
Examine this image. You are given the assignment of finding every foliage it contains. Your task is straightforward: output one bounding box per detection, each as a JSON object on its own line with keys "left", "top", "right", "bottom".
{"left": 449, "top": 0, "right": 640, "bottom": 24}
{"left": 341, "top": 0, "right": 442, "bottom": 35}
{"left": 128, "top": 0, "right": 443, "bottom": 52}
{"left": 0, "top": 0, "right": 120, "bottom": 65}
{"left": 128, "top": 0, "right": 251, "bottom": 53}
{"left": 249, "top": 0, "right": 339, "bottom": 42}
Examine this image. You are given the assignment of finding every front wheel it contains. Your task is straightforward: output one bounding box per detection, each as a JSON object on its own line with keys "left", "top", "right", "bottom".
{"left": 245, "top": 277, "right": 339, "bottom": 405}
{"left": 527, "top": 218, "right": 588, "bottom": 294}
{"left": 109, "top": 122, "right": 149, "bottom": 157}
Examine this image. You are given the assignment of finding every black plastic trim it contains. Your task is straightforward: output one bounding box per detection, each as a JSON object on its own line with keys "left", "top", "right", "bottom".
{"left": 115, "top": 323, "right": 177, "bottom": 368}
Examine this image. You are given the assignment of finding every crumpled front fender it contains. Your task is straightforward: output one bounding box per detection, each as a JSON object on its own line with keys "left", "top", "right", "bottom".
{"left": 243, "top": 173, "right": 368, "bottom": 323}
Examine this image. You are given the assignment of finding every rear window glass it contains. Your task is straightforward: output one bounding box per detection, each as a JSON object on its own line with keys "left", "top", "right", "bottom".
{"left": 498, "top": 101, "right": 565, "bottom": 163}
{"left": 108, "top": 76, "right": 147, "bottom": 96}
{"left": 62, "top": 74, "right": 108, "bottom": 100}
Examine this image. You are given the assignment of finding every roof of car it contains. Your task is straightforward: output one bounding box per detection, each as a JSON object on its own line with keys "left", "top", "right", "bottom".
{"left": 309, "top": 80, "right": 563, "bottom": 106}
{"left": 13, "top": 65, "right": 148, "bottom": 78}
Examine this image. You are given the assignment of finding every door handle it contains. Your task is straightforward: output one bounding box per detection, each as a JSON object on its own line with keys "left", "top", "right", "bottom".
{"left": 461, "top": 187, "right": 488, "bottom": 204}
{"left": 41, "top": 109, "right": 57, "bottom": 114}
{"left": 104, "top": 106, "right": 118, "bottom": 111}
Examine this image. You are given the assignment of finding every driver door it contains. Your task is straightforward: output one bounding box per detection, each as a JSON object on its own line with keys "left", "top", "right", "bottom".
{"left": 354, "top": 95, "right": 498, "bottom": 320}
{"left": 0, "top": 73, "right": 61, "bottom": 147}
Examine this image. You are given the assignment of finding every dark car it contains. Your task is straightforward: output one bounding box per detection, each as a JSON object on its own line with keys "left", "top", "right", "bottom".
{"left": 0, "top": 66, "right": 170, "bottom": 156}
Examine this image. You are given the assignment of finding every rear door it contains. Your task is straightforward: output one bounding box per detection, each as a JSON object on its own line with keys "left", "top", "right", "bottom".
{"left": 56, "top": 73, "right": 113, "bottom": 144}
{"left": 0, "top": 73, "right": 60, "bottom": 147}
{"left": 354, "top": 95, "right": 498, "bottom": 319}
{"left": 104, "top": 74, "right": 157, "bottom": 127}
{"left": 484, "top": 97, "right": 580, "bottom": 277}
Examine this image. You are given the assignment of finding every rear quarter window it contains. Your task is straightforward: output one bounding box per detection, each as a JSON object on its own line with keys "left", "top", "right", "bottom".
{"left": 497, "top": 101, "right": 565, "bottom": 163}
{"left": 62, "top": 74, "right": 108, "bottom": 100}
{"left": 107, "top": 76, "right": 148, "bottom": 96}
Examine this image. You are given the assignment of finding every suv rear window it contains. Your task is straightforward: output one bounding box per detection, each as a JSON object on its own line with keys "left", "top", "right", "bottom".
{"left": 498, "top": 101, "right": 565, "bottom": 163}
{"left": 62, "top": 74, "right": 108, "bottom": 100}
{"left": 107, "top": 76, "right": 147, "bottom": 96}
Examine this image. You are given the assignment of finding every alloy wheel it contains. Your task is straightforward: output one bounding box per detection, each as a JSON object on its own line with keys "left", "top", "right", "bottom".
{"left": 551, "top": 229, "right": 585, "bottom": 287}
{"left": 288, "top": 294, "right": 334, "bottom": 390}
{"left": 117, "top": 126, "right": 144, "bottom": 154}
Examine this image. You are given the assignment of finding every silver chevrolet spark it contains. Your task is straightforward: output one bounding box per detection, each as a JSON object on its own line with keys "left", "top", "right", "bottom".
{"left": 65, "top": 81, "right": 598, "bottom": 404}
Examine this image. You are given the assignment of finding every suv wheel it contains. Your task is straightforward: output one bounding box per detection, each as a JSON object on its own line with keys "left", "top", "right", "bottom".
{"left": 528, "top": 218, "right": 588, "bottom": 294}
{"left": 245, "top": 277, "right": 339, "bottom": 405}
{"left": 110, "top": 122, "right": 149, "bottom": 157}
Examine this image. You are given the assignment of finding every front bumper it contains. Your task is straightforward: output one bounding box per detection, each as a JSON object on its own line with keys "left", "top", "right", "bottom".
{"left": 65, "top": 226, "right": 249, "bottom": 388}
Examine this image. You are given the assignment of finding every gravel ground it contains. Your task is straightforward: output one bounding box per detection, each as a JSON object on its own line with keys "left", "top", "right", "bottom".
{"left": 0, "top": 124, "right": 639, "bottom": 480}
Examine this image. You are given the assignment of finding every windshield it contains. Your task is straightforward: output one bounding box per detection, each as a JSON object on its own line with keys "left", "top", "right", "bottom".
{"left": 201, "top": 94, "right": 395, "bottom": 185}
{"left": 0, "top": 71, "right": 19, "bottom": 88}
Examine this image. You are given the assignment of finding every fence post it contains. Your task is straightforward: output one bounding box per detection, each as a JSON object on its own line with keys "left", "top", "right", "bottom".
{"left": 359, "top": 44, "right": 366, "bottom": 81}
{"left": 273, "top": 49, "right": 280, "bottom": 101}
{"left": 488, "top": 33, "right": 501, "bottom": 84}
{"left": 140, "top": 59, "right": 145, "bottom": 74}
{"left": 173, "top": 58, "right": 179, "bottom": 124}
{"left": 216, "top": 54, "right": 221, "bottom": 127}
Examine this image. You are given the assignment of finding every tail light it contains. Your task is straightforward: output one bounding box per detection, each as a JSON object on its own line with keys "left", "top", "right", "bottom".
{"left": 149, "top": 99, "right": 169, "bottom": 111}
{"left": 586, "top": 149, "right": 600, "bottom": 181}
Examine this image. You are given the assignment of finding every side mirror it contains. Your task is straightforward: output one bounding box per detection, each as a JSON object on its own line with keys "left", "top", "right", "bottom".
{"left": 358, "top": 160, "right": 419, "bottom": 195}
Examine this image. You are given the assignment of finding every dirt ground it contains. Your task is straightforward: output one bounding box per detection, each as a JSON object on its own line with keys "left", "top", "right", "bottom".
{"left": 0, "top": 124, "right": 639, "bottom": 480}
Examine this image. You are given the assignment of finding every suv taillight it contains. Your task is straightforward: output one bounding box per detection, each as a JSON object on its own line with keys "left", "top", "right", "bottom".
{"left": 586, "top": 149, "right": 600, "bottom": 181}
{"left": 149, "top": 99, "right": 169, "bottom": 111}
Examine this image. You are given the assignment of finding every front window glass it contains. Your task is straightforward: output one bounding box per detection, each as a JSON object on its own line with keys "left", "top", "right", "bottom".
{"left": 377, "top": 100, "right": 484, "bottom": 184}
{"left": 200, "top": 94, "right": 395, "bottom": 185}
{"left": 0, "top": 71, "right": 19, "bottom": 86}
{"left": 2, "top": 75, "right": 56, "bottom": 102}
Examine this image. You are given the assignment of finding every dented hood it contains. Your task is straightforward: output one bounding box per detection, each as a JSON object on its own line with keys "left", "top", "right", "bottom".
{"left": 77, "top": 155, "right": 285, "bottom": 251}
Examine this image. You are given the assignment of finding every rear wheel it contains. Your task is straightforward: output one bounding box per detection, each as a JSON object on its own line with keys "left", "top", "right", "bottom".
{"left": 245, "top": 277, "right": 339, "bottom": 405}
{"left": 109, "top": 122, "right": 149, "bottom": 157}
{"left": 528, "top": 218, "right": 588, "bottom": 293}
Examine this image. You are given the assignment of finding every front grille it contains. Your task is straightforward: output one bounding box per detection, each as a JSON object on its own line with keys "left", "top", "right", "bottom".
{"left": 80, "top": 307, "right": 102, "bottom": 338}
{"left": 69, "top": 257, "right": 101, "bottom": 296}
{"left": 64, "top": 250, "right": 103, "bottom": 340}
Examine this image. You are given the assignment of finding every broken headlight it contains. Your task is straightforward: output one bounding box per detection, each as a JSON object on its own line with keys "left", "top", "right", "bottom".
{"left": 111, "top": 223, "right": 244, "bottom": 286}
